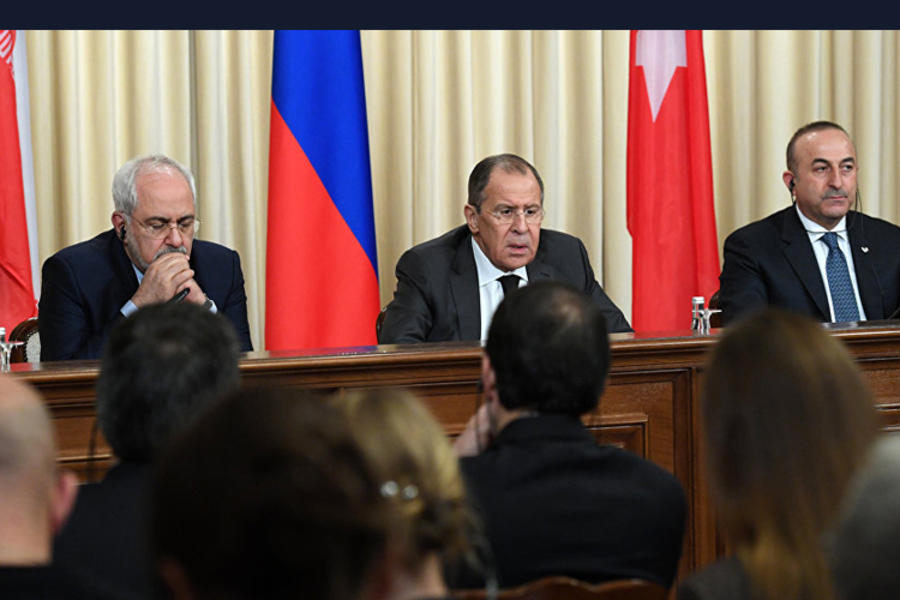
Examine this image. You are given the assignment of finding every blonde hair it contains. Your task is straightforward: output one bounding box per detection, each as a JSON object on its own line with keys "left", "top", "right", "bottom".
{"left": 703, "top": 309, "right": 878, "bottom": 600}
{"left": 335, "top": 388, "right": 473, "bottom": 572}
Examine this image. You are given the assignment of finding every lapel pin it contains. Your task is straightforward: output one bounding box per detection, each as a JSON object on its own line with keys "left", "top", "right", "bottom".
{"left": 862, "top": 246, "right": 870, "bottom": 253}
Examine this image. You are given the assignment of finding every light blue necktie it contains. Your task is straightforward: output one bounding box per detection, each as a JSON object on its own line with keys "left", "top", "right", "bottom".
{"left": 822, "top": 232, "right": 860, "bottom": 322}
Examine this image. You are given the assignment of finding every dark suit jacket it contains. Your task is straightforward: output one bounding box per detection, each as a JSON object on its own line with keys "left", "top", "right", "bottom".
{"left": 39, "top": 229, "right": 253, "bottom": 361}
{"left": 52, "top": 462, "right": 152, "bottom": 600}
{"left": 0, "top": 564, "right": 126, "bottom": 600}
{"left": 452, "top": 415, "right": 687, "bottom": 590}
{"left": 719, "top": 207, "right": 900, "bottom": 325}
{"left": 378, "top": 225, "right": 631, "bottom": 343}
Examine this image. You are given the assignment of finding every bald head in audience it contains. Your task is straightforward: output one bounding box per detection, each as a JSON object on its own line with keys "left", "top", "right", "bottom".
{"left": 0, "top": 375, "right": 78, "bottom": 565}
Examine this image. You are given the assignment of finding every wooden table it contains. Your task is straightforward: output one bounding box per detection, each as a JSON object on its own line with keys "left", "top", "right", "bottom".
{"left": 10, "top": 323, "right": 900, "bottom": 578}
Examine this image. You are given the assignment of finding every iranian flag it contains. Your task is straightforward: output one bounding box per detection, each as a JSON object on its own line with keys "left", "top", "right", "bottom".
{"left": 626, "top": 30, "right": 719, "bottom": 332}
{"left": 0, "top": 30, "right": 38, "bottom": 333}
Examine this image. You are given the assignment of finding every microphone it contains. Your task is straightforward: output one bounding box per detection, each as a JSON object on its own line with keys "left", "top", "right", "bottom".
{"left": 168, "top": 288, "right": 189, "bottom": 304}
{"left": 887, "top": 303, "right": 900, "bottom": 321}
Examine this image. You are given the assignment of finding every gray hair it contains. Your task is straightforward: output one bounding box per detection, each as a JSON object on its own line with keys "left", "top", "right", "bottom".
{"left": 112, "top": 154, "right": 197, "bottom": 217}
{"left": 467, "top": 153, "right": 544, "bottom": 211}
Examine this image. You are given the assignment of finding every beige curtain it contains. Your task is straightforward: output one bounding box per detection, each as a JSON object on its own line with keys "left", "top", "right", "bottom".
{"left": 24, "top": 30, "right": 900, "bottom": 351}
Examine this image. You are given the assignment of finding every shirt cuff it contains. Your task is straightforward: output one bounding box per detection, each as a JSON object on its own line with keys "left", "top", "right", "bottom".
{"left": 120, "top": 300, "right": 139, "bottom": 317}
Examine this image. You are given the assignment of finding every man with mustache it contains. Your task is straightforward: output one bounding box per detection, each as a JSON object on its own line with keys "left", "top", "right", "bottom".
{"left": 378, "top": 153, "right": 631, "bottom": 343}
{"left": 718, "top": 121, "right": 900, "bottom": 325}
{"left": 39, "top": 154, "right": 253, "bottom": 361}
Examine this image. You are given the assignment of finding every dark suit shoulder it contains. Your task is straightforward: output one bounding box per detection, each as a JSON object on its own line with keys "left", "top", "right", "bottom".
{"left": 535, "top": 227, "right": 587, "bottom": 248}
{"left": 850, "top": 210, "right": 900, "bottom": 238}
{"left": 400, "top": 225, "right": 470, "bottom": 261}
{"left": 724, "top": 206, "right": 793, "bottom": 243}
{"left": 191, "top": 238, "right": 241, "bottom": 259}
{"left": 677, "top": 558, "right": 751, "bottom": 600}
{"left": 48, "top": 230, "right": 119, "bottom": 263}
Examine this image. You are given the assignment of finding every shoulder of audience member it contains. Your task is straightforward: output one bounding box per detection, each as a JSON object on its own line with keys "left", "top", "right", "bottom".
{"left": 677, "top": 557, "right": 752, "bottom": 600}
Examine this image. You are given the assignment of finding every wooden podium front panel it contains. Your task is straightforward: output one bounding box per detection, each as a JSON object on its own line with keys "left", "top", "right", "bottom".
{"left": 14, "top": 324, "right": 900, "bottom": 580}
{"left": 855, "top": 358, "right": 900, "bottom": 434}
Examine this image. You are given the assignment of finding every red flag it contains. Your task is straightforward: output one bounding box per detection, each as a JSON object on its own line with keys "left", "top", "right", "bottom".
{"left": 265, "top": 31, "right": 380, "bottom": 351}
{"left": 0, "top": 30, "right": 38, "bottom": 333}
{"left": 627, "top": 30, "right": 719, "bottom": 332}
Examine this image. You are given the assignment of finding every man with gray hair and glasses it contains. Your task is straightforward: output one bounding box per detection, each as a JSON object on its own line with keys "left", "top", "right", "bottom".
{"left": 378, "top": 153, "right": 630, "bottom": 343}
{"left": 39, "top": 154, "right": 252, "bottom": 361}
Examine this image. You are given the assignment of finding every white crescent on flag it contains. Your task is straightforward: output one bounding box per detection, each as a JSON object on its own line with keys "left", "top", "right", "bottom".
{"left": 635, "top": 30, "right": 687, "bottom": 122}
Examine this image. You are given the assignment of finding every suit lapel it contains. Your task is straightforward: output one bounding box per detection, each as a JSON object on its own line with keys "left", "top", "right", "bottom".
{"left": 848, "top": 213, "right": 884, "bottom": 319}
{"left": 450, "top": 235, "right": 481, "bottom": 340}
{"left": 781, "top": 208, "right": 830, "bottom": 320}
{"left": 109, "top": 230, "right": 140, "bottom": 306}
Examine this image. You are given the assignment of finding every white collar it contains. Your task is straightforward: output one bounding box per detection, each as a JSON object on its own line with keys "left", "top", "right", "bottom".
{"left": 795, "top": 204, "right": 848, "bottom": 237}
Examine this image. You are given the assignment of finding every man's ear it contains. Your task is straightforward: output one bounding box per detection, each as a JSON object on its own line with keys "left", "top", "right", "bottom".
{"left": 481, "top": 354, "right": 497, "bottom": 404}
{"left": 49, "top": 470, "right": 79, "bottom": 535}
{"left": 111, "top": 212, "right": 126, "bottom": 239}
{"left": 782, "top": 171, "right": 796, "bottom": 196}
{"left": 464, "top": 204, "right": 480, "bottom": 235}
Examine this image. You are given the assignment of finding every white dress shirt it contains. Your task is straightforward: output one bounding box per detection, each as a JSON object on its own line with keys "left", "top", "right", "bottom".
{"left": 471, "top": 237, "right": 528, "bottom": 341}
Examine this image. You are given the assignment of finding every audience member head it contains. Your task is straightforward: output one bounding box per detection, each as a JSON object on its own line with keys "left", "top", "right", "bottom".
{"left": 783, "top": 120, "right": 858, "bottom": 229}
{"left": 830, "top": 435, "right": 900, "bottom": 600}
{"left": 464, "top": 153, "right": 545, "bottom": 272}
{"left": 111, "top": 153, "right": 199, "bottom": 271}
{"left": 334, "top": 388, "right": 475, "bottom": 599}
{"left": 485, "top": 280, "right": 610, "bottom": 417}
{"left": 150, "top": 386, "right": 392, "bottom": 600}
{"left": 96, "top": 302, "right": 241, "bottom": 463}
{"left": 0, "top": 375, "right": 78, "bottom": 564}
{"left": 703, "top": 308, "right": 877, "bottom": 600}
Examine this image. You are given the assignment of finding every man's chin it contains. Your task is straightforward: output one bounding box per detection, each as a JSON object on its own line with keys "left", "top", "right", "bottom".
{"left": 499, "top": 255, "right": 533, "bottom": 271}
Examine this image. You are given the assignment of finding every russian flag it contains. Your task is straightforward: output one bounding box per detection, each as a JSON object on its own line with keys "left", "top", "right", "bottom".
{"left": 265, "top": 30, "right": 380, "bottom": 351}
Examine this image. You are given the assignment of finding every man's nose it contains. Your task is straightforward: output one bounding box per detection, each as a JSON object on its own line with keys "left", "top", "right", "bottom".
{"left": 165, "top": 224, "right": 184, "bottom": 246}
{"left": 828, "top": 168, "right": 843, "bottom": 188}
{"left": 510, "top": 211, "right": 528, "bottom": 231}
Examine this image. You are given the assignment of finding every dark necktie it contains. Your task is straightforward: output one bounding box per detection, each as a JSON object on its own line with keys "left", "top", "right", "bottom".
{"left": 822, "top": 232, "right": 860, "bottom": 322}
{"left": 498, "top": 274, "right": 520, "bottom": 297}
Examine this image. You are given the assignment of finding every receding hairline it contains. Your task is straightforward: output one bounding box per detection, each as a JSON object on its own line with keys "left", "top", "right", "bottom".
{"left": 467, "top": 153, "right": 544, "bottom": 209}
{"left": 786, "top": 121, "right": 853, "bottom": 172}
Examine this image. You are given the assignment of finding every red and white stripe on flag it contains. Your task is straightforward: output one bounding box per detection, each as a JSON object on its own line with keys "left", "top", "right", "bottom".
{"left": 626, "top": 30, "right": 720, "bottom": 333}
{"left": 0, "top": 30, "right": 38, "bottom": 333}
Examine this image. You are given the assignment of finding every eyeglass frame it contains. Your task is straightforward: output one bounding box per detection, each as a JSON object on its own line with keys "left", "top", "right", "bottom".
{"left": 481, "top": 204, "right": 545, "bottom": 225}
{"left": 128, "top": 215, "right": 200, "bottom": 239}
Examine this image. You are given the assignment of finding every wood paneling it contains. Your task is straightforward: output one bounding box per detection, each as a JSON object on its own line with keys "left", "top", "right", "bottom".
{"left": 11, "top": 323, "right": 900, "bottom": 578}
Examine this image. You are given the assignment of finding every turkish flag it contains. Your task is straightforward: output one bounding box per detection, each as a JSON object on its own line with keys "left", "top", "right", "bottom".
{"left": 0, "top": 30, "right": 38, "bottom": 334}
{"left": 627, "top": 30, "right": 719, "bottom": 332}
